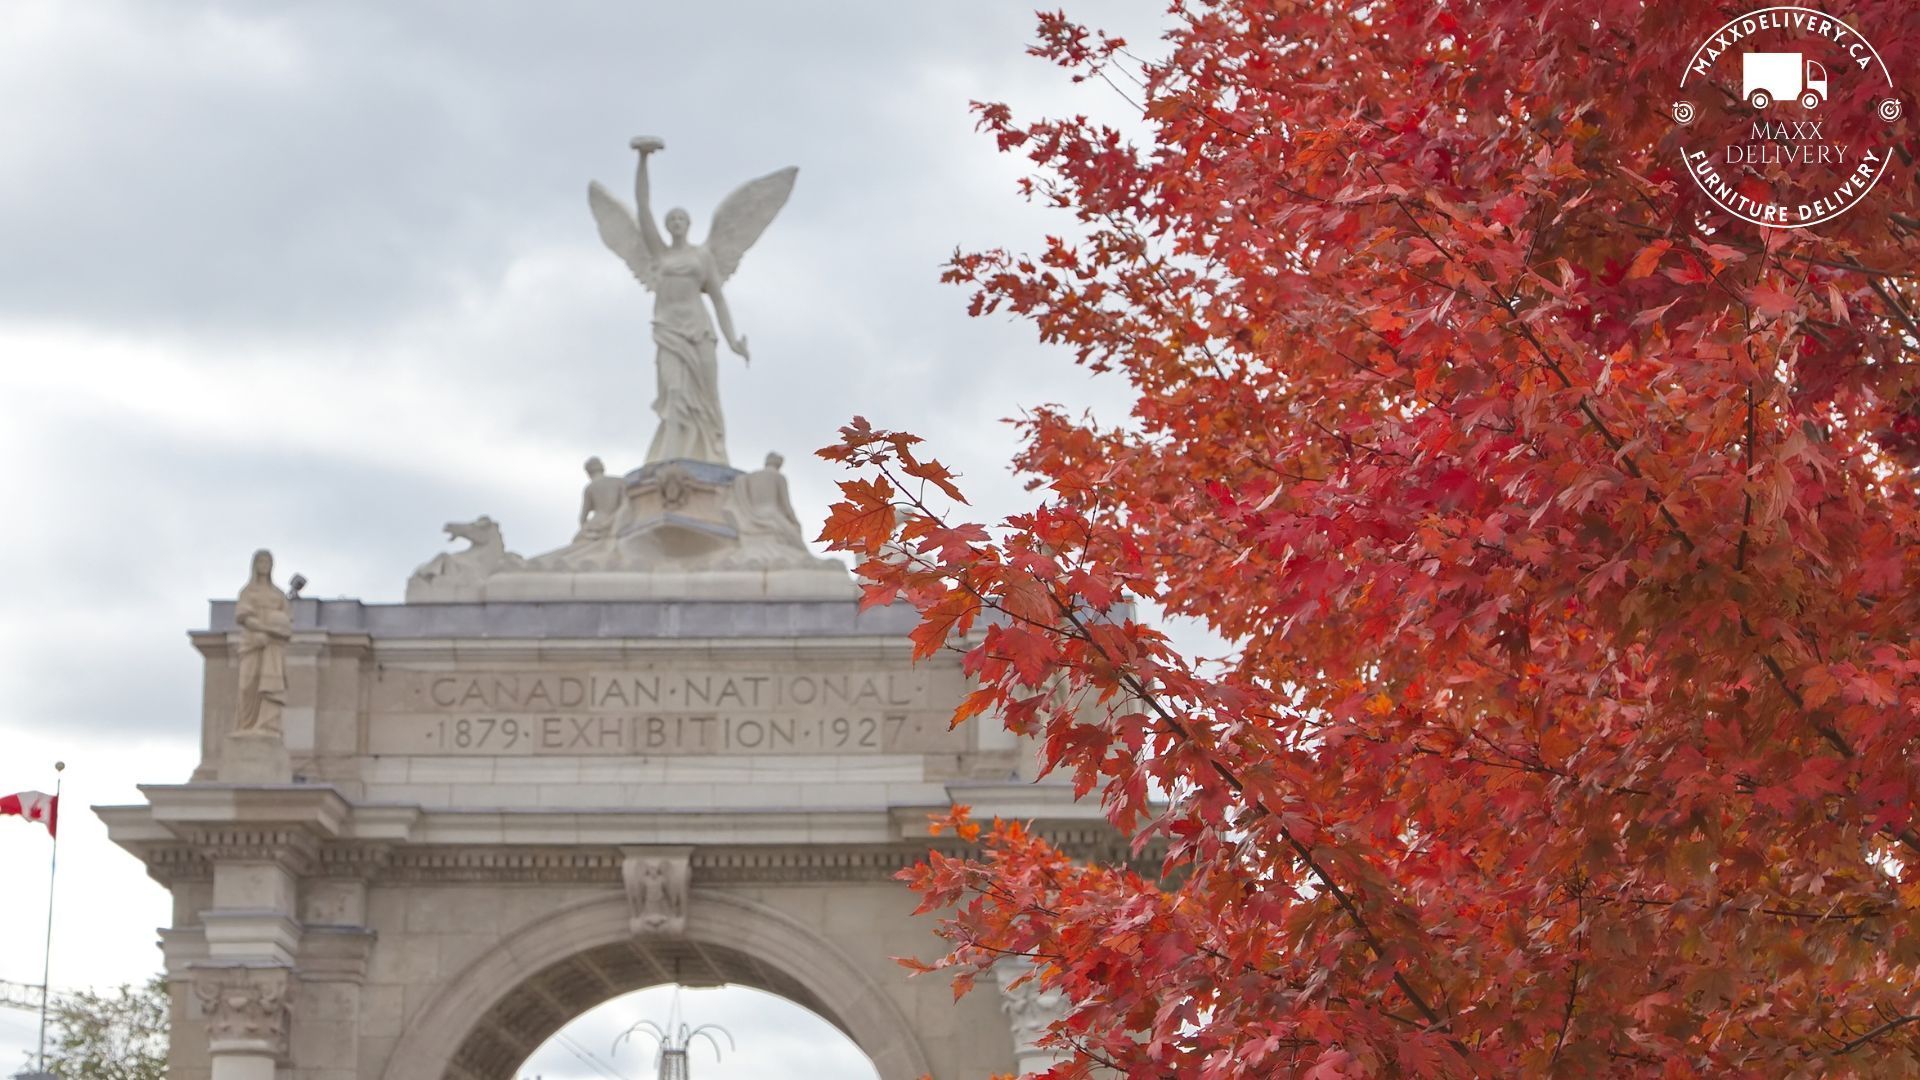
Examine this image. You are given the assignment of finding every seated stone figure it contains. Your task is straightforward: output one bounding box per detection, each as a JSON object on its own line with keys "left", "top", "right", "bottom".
{"left": 575, "top": 457, "right": 627, "bottom": 542}
{"left": 719, "top": 452, "right": 838, "bottom": 570}
{"left": 522, "top": 456, "right": 629, "bottom": 572}
{"left": 406, "top": 451, "right": 852, "bottom": 597}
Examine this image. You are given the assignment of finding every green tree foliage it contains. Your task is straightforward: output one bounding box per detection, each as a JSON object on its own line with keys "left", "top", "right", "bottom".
{"left": 44, "top": 977, "right": 165, "bottom": 1080}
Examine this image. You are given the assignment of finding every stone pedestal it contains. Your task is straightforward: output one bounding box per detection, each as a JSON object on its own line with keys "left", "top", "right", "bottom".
{"left": 406, "top": 458, "right": 857, "bottom": 602}
{"left": 218, "top": 732, "right": 291, "bottom": 784}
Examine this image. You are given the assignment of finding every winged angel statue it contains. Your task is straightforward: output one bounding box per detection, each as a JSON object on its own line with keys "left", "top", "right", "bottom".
{"left": 589, "top": 137, "right": 797, "bottom": 466}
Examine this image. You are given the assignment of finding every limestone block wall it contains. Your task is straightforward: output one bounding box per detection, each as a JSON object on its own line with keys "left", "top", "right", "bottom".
{"left": 351, "top": 753, "right": 953, "bottom": 812}
{"left": 187, "top": 599, "right": 1026, "bottom": 800}
{"left": 357, "top": 882, "right": 607, "bottom": 1078}
{"left": 726, "top": 880, "right": 1016, "bottom": 1077}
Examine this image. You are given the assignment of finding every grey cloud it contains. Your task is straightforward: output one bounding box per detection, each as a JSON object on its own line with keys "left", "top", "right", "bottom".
{"left": 0, "top": 1, "right": 1101, "bottom": 340}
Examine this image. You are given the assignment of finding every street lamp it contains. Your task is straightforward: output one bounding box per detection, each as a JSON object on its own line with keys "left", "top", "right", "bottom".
{"left": 612, "top": 995, "right": 736, "bottom": 1080}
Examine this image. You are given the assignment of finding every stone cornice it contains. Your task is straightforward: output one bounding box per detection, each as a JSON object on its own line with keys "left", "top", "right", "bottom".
{"left": 141, "top": 784, "right": 353, "bottom": 835}
{"left": 109, "top": 785, "right": 353, "bottom": 879}
{"left": 170, "top": 826, "right": 322, "bottom": 875}
{"left": 141, "top": 845, "right": 213, "bottom": 885}
{"left": 117, "top": 828, "right": 1165, "bottom": 887}
{"left": 161, "top": 925, "right": 376, "bottom": 984}
{"left": 314, "top": 841, "right": 393, "bottom": 878}
{"left": 189, "top": 628, "right": 228, "bottom": 659}
{"left": 102, "top": 786, "right": 1162, "bottom": 885}
{"left": 191, "top": 628, "right": 372, "bottom": 660}
{"left": 361, "top": 637, "right": 930, "bottom": 664}
{"left": 205, "top": 596, "right": 938, "bottom": 637}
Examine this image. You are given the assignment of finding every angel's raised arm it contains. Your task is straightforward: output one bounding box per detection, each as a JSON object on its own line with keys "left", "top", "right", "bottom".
{"left": 630, "top": 148, "right": 667, "bottom": 259}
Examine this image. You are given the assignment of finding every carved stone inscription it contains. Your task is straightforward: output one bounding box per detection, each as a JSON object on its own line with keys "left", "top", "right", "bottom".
{"left": 367, "top": 667, "right": 963, "bottom": 756}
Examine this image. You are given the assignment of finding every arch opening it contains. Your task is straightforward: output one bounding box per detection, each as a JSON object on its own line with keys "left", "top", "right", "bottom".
{"left": 455, "top": 938, "right": 855, "bottom": 1079}
{"left": 519, "top": 983, "right": 881, "bottom": 1080}
{"left": 385, "top": 890, "right": 933, "bottom": 1080}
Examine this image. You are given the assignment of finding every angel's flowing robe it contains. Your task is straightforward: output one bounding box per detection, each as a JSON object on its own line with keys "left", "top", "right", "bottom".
{"left": 646, "top": 256, "right": 730, "bottom": 465}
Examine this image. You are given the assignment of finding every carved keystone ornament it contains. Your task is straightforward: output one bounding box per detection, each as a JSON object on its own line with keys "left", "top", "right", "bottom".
{"left": 622, "top": 845, "right": 693, "bottom": 937}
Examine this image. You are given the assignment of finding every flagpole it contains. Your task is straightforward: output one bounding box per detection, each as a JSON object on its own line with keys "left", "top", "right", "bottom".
{"left": 34, "top": 761, "right": 63, "bottom": 1073}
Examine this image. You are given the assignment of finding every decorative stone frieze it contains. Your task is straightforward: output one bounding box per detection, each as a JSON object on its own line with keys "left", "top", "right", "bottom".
{"left": 113, "top": 832, "right": 1165, "bottom": 890}
{"left": 172, "top": 826, "right": 321, "bottom": 875}
{"left": 142, "top": 845, "right": 213, "bottom": 885}
{"left": 313, "top": 841, "right": 393, "bottom": 880}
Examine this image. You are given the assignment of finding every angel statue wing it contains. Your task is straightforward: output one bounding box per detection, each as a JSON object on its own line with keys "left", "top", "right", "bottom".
{"left": 705, "top": 167, "right": 798, "bottom": 282}
{"left": 587, "top": 181, "right": 659, "bottom": 289}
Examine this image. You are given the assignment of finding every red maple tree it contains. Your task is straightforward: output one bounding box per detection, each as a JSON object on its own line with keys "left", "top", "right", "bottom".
{"left": 821, "top": 3, "right": 1920, "bottom": 1076}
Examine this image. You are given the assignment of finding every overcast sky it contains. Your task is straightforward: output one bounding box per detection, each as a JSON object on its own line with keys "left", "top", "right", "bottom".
{"left": 0, "top": 1, "right": 1171, "bottom": 1076}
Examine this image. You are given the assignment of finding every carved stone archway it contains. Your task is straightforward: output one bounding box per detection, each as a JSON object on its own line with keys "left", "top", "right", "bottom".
{"left": 101, "top": 597, "right": 1112, "bottom": 1079}
{"left": 391, "top": 890, "right": 929, "bottom": 1080}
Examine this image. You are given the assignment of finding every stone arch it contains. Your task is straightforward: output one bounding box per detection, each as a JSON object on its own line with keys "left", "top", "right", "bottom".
{"left": 381, "top": 889, "right": 933, "bottom": 1080}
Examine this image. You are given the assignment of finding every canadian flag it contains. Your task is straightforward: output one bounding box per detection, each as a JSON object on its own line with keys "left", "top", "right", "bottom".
{"left": 0, "top": 791, "right": 57, "bottom": 837}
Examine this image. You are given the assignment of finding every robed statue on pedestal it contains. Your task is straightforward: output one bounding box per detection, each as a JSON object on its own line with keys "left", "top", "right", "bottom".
{"left": 233, "top": 549, "right": 293, "bottom": 734}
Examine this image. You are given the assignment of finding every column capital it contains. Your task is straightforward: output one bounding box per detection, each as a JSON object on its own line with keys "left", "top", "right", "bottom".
{"left": 192, "top": 964, "right": 292, "bottom": 1059}
{"left": 994, "top": 956, "right": 1071, "bottom": 1069}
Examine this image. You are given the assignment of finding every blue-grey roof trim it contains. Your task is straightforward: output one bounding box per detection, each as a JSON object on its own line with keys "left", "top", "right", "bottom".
{"left": 204, "top": 597, "right": 925, "bottom": 639}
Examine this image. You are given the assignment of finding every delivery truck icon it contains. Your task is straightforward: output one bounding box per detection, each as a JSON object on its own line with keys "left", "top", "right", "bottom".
{"left": 1742, "top": 52, "right": 1828, "bottom": 110}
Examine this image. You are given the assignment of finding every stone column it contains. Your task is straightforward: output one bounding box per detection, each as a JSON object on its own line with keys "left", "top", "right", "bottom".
{"left": 146, "top": 787, "right": 350, "bottom": 1079}
{"left": 994, "top": 957, "right": 1071, "bottom": 1074}
{"left": 197, "top": 833, "right": 303, "bottom": 1080}
{"left": 194, "top": 966, "right": 291, "bottom": 1080}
